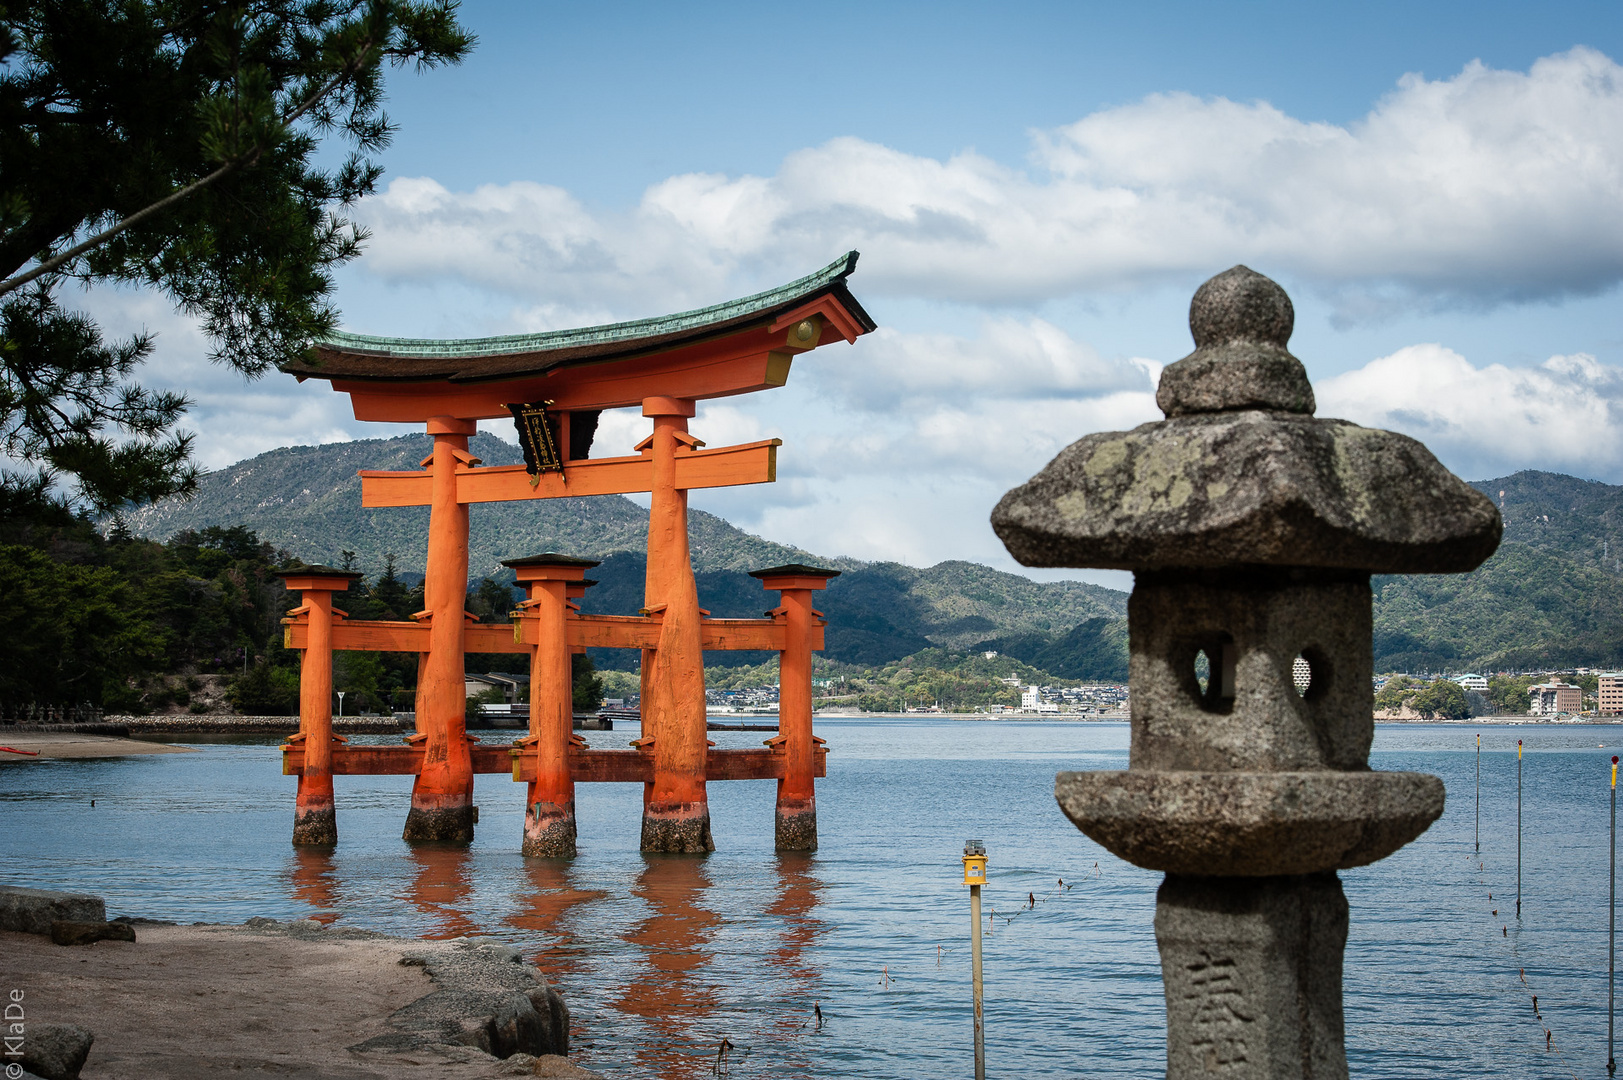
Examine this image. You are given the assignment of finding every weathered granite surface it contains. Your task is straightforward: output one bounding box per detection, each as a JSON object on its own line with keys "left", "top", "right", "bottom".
{"left": 990, "top": 413, "right": 1501, "bottom": 572}
{"left": 19, "top": 1023, "right": 94, "bottom": 1080}
{"left": 1125, "top": 569, "right": 1373, "bottom": 772}
{"left": 1155, "top": 874, "right": 1347, "bottom": 1080}
{"left": 352, "top": 938, "right": 569, "bottom": 1061}
{"left": 0, "top": 886, "right": 105, "bottom": 935}
{"left": 1156, "top": 264, "right": 1314, "bottom": 416}
{"left": 1055, "top": 770, "right": 1446, "bottom": 876}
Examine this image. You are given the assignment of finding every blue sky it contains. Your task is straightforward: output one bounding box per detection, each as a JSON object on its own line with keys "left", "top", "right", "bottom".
{"left": 109, "top": 1, "right": 1623, "bottom": 583}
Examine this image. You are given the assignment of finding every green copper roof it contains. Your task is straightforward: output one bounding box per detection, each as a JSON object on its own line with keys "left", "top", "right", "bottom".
{"left": 315, "top": 251, "right": 862, "bottom": 361}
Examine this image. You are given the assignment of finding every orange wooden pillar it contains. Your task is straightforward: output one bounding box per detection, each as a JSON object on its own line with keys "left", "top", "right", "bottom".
{"left": 279, "top": 565, "right": 361, "bottom": 846}
{"left": 405, "top": 416, "right": 480, "bottom": 842}
{"left": 751, "top": 565, "right": 839, "bottom": 851}
{"left": 506, "top": 553, "right": 598, "bottom": 857}
{"left": 639, "top": 395, "right": 713, "bottom": 853}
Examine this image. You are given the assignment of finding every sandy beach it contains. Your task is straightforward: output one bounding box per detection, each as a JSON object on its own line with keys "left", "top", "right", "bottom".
{"left": 0, "top": 733, "right": 197, "bottom": 760}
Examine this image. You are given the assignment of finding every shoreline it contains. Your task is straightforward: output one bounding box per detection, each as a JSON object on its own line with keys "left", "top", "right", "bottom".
{"left": 0, "top": 732, "right": 197, "bottom": 760}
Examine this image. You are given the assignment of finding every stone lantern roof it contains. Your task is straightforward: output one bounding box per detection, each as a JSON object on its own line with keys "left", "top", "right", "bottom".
{"left": 991, "top": 266, "right": 1502, "bottom": 573}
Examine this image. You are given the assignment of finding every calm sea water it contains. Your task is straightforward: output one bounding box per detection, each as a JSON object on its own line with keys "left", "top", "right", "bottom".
{"left": 1, "top": 720, "right": 1618, "bottom": 1078}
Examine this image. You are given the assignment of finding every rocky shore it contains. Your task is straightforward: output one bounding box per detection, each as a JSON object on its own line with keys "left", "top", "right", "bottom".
{"left": 2, "top": 887, "right": 598, "bottom": 1079}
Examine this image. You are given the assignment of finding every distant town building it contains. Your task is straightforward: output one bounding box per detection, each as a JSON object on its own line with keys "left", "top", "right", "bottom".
{"left": 1021, "top": 686, "right": 1040, "bottom": 710}
{"left": 1453, "top": 673, "right": 1488, "bottom": 691}
{"left": 1600, "top": 673, "right": 1623, "bottom": 717}
{"left": 1528, "top": 681, "right": 1583, "bottom": 717}
{"left": 465, "top": 672, "right": 524, "bottom": 702}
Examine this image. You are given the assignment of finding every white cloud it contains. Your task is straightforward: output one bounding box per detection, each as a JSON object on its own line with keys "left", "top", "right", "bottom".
{"left": 1316, "top": 345, "right": 1623, "bottom": 482}
{"left": 354, "top": 47, "right": 1623, "bottom": 318}
{"left": 44, "top": 47, "right": 1623, "bottom": 589}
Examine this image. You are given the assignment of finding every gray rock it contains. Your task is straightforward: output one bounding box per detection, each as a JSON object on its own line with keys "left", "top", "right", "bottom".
{"left": 49, "top": 920, "right": 136, "bottom": 946}
{"left": 19, "top": 1023, "right": 93, "bottom": 1080}
{"left": 1056, "top": 770, "right": 1445, "bottom": 876}
{"left": 0, "top": 887, "right": 104, "bottom": 936}
{"left": 355, "top": 941, "right": 567, "bottom": 1060}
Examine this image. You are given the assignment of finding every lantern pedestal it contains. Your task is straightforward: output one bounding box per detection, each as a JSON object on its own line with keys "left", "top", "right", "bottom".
{"left": 1155, "top": 873, "right": 1349, "bottom": 1080}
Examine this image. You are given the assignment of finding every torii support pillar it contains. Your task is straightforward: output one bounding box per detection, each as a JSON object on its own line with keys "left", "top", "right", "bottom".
{"left": 405, "top": 415, "right": 480, "bottom": 843}
{"left": 751, "top": 565, "right": 839, "bottom": 851}
{"left": 640, "top": 395, "right": 713, "bottom": 853}
{"left": 278, "top": 565, "right": 361, "bottom": 846}
{"left": 505, "top": 553, "right": 599, "bottom": 858}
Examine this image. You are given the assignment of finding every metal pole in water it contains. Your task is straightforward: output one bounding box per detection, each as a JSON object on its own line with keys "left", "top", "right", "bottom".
{"left": 1518, "top": 738, "right": 1523, "bottom": 919}
{"left": 1476, "top": 733, "right": 1480, "bottom": 853}
{"left": 963, "top": 839, "right": 987, "bottom": 1080}
{"left": 1611, "top": 756, "right": 1617, "bottom": 1076}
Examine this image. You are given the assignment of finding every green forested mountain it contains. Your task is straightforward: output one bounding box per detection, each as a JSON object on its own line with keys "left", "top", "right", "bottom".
{"left": 123, "top": 434, "right": 1126, "bottom": 671}
{"left": 120, "top": 433, "right": 822, "bottom": 580}
{"left": 1371, "top": 472, "right": 1623, "bottom": 671}
{"left": 120, "top": 438, "right": 1623, "bottom": 678}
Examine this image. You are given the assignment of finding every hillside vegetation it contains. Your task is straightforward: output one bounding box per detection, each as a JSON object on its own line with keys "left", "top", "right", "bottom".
{"left": 124, "top": 433, "right": 1126, "bottom": 673}
{"left": 120, "top": 436, "right": 1623, "bottom": 681}
{"left": 1372, "top": 472, "right": 1623, "bottom": 671}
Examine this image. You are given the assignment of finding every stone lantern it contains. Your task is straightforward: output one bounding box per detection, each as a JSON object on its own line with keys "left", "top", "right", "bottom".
{"left": 991, "top": 266, "right": 1501, "bottom": 1079}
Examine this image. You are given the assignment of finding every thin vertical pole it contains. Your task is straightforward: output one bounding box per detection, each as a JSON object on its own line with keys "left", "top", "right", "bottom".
{"left": 1475, "top": 733, "right": 1480, "bottom": 853}
{"left": 970, "top": 882, "right": 985, "bottom": 1080}
{"left": 1610, "top": 755, "right": 1617, "bottom": 1075}
{"left": 1517, "top": 738, "right": 1523, "bottom": 919}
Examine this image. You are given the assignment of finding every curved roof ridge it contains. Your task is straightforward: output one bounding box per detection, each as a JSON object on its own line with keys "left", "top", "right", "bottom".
{"left": 315, "top": 251, "right": 862, "bottom": 361}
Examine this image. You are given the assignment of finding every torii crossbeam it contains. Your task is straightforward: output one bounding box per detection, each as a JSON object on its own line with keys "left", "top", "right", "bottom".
{"left": 275, "top": 253, "right": 875, "bottom": 854}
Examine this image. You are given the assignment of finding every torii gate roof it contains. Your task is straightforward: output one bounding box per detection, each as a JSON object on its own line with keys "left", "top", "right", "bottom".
{"left": 281, "top": 252, "right": 875, "bottom": 421}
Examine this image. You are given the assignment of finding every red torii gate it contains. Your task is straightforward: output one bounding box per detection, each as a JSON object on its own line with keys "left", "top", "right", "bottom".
{"left": 275, "top": 253, "right": 874, "bottom": 855}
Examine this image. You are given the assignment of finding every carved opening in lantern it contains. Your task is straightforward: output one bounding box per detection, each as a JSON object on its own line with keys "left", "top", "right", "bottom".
{"left": 1293, "top": 648, "right": 1331, "bottom": 702}
{"left": 1187, "top": 635, "right": 1237, "bottom": 714}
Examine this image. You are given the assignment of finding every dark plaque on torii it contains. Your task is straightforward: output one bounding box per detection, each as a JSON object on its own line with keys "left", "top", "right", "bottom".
{"left": 507, "top": 401, "right": 564, "bottom": 483}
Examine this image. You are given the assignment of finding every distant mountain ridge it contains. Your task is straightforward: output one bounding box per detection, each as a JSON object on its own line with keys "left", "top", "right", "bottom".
{"left": 1370, "top": 471, "right": 1623, "bottom": 671}
{"left": 123, "top": 438, "right": 1623, "bottom": 675}
{"left": 123, "top": 433, "right": 1127, "bottom": 670}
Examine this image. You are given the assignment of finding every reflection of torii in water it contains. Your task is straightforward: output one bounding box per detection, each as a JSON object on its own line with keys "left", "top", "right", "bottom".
{"left": 615, "top": 856, "right": 722, "bottom": 1080}
{"left": 275, "top": 255, "right": 876, "bottom": 853}
{"left": 608, "top": 853, "right": 828, "bottom": 1080}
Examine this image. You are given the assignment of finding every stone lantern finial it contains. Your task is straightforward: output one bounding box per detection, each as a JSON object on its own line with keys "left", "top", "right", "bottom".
{"left": 990, "top": 267, "right": 1502, "bottom": 1080}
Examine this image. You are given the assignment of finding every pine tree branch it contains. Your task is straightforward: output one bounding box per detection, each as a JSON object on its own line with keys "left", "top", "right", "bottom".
{"left": 0, "top": 39, "right": 375, "bottom": 300}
